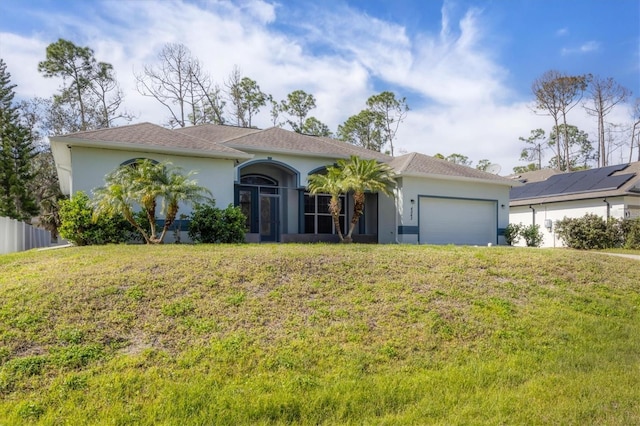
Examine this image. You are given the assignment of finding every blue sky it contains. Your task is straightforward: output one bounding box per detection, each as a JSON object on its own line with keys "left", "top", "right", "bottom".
{"left": 0, "top": 0, "right": 638, "bottom": 171}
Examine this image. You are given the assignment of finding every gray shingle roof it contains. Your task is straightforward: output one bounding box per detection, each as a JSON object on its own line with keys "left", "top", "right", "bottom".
{"left": 176, "top": 123, "right": 261, "bottom": 143}
{"left": 389, "top": 152, "right": 518, "bottom": 186}
{"left": 193, "top": 125, "right": 391, "bottom": 161}
{"left": 51, "top": 122, "right": 517, "bottom": 186}
{"left": 52, "top": 122, "right": 251, "bottom": 158}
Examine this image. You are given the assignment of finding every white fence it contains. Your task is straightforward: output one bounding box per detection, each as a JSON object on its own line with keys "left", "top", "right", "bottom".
{"left": 0, "top": 216, "right": 52, "bottom": 255}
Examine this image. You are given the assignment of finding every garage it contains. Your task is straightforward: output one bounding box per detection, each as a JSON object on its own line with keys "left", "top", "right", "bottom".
{"left": 419, "top": 196, "right": 497, "bottom": 245}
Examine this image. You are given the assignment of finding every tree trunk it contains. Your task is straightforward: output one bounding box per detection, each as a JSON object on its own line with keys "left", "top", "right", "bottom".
{"left": 329, "top": 197, "right": 344, "bottom": 242}
{"left": 345, "top": 192, "right": 365, "bottom": 241}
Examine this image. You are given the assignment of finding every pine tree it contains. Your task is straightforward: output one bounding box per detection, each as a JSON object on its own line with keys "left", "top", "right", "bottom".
{"left": 0, "top": 58, "right": 39, "bottom": 221}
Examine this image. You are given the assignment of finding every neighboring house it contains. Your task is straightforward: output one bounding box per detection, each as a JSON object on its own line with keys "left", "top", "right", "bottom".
{"left": 509, "top": 162, "right": 640, "bottom": 247}
{"left": 50, "top": 122, "right": 516, "bottom": 245}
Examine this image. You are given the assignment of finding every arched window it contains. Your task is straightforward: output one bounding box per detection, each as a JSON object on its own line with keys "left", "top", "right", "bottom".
{"left": 120, "top": 158, "right": 159, "bottom": 167}
{"left": 240, "top": 174, "right": 278, "bottom": 186}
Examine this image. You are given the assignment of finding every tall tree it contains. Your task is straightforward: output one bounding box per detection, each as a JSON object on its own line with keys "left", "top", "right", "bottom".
{"left": 549, "top": 124, "right": 594, "bottom": 170}
{"left": 337, "top": 109, "right": 383, "bottom": 151}
{"left": 267, "top": 95, "right": 281, "bottom": 127}
{"left": 532, "top": 70, "right": 588, "bottom": 171}
{"left": 18, "top": 97, "right": 64, "bottom": 237}
{"left": 556, "top": 74, "right": 589, "bottom": 170}
{"left": 475, "top": 159, "right": 492, "bottom": 172}
{"left": 365, "top": 91, "right": 409, "bottom": 157}
{"left": 38, "top": 39, "right": 95, "bottom": 131}
{"left": 584, "top": 76, "right": 630, "bottom": 167}
{"left": 38, "top": 39, "right": 128, "bottom": 132}
{"left": 89, "top": 62, "right": 132, "bottom": 128}
{"left": 512, "top": 163, "right": 540, "bottom": 174}
{"left": 301, "top": 116, "right": 332, "bottom": 137}
{"left": 0, "top": 59, "right": 39, "bottom": 221}
{"left": 518, "top": 128, "right": 547, "bottom": 170}
{"left": 280, "top": 90, "right": 317, "bottom": 133}
{"left": 225, "top": 67, "right": 267, "bottom": 128}
{"left": 434, "top": 153, "right": 472, "bottom": 166}
{"left": 135, "top": 43, "right": 211, "bottom": 128}
{"left": 631, "top": 98, "right": 640, "bottom": 162}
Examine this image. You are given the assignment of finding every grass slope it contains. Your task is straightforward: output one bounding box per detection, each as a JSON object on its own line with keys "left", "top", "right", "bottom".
{"left": 0, "top": 244, "right": 639, "bottom": 424}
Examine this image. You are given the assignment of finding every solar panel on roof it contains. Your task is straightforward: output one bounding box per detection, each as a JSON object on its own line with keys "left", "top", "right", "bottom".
{"left": 589, "top": 173, "right": 635, "bottom": 191}
{"left": 544, "top": 172, "right": 583, "bottom": 194}
{"left": 509, "top": 164, "right": 634, "bottom": 200}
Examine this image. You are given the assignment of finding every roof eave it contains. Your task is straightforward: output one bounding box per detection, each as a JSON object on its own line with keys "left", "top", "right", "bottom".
{"left": 50, "top": 136, "right": 253, "bottom": 160}
{"left": 398, "top": 171, "right": 519, "bottom": 187}
{"left": 510, "top": 190, "right": 639, "bottom": 206}
{"left": 223, "top": 144, "right": 359, "bottom": 160}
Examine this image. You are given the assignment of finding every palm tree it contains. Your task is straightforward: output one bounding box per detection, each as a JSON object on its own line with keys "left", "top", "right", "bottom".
{"left": 340, "top": 156, "right": 396, "bottom": 242}
{"left": 93, "top": 160, "right": 210, "bottom": 244}
{"left": 154, "top": 165, "right": 211, "bottom": 243}
{"left": 307, "top": 166, "right": 346, "bottom": 242}
{"left": 93, "top": 162, "right": 153, "bottom": 243}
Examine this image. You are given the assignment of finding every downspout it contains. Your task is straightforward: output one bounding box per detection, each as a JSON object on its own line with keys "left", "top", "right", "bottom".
{"left": 394, "top": 187, "right": 400, "bottom": 244}
{"left": 529, "top": 205, "right": 536, "bottom": 226}
{"left": 603, "top": 198, "right": 610, "bottom": 220}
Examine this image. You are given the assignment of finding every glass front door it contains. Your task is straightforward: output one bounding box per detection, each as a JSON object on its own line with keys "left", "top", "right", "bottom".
{"left": 260, "top": 195, "right": 279, "bottom": 242}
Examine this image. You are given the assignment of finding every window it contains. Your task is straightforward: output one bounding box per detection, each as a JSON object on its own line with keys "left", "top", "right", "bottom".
{"left": 304, "top": 193, "right": 346, "bottom": 234}
{"left": 120, "top": 158, "right": 159, "bottom": 167}
{"left": 239, "top": 189, "right": 253, "bottom": 232}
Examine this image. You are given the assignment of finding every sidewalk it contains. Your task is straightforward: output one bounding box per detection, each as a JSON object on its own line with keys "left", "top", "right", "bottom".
{"left": 598, "top": 252, "right": 640, "bottom": 261}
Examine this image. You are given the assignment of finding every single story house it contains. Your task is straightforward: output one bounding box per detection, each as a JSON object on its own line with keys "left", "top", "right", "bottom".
{"left": 51, "top": 122, "right": 517, "bottom": 245}
{"left": 509, "top": 162, "right": 640, "bottom": 247}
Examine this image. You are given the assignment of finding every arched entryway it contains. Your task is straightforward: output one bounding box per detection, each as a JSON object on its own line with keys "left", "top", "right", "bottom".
{"left": 235, "top": 160, "right": 299, "bottom": 242}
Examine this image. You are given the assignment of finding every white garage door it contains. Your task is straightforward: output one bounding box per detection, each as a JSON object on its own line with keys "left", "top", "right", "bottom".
{"left": 419, "top": 197, "right": 497, "bottom": 245}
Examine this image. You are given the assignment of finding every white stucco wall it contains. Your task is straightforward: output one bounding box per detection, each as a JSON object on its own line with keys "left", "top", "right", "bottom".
{"left": 396, "top": 176, "right": 511, "bottom": 245}
{"left": 509, "top": 197, "right": 629, "bottom": 248}
{"left": 377, "top": 192, "right": 397, "bottom": 243}
{"left": 70, "top": 146, "right": 237, "bottom": 215}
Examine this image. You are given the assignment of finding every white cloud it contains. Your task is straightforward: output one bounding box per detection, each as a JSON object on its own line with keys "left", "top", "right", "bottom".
{"left": 561, "top": 40, "right": 601, "bottom": 55}
{"left": 1, "top": 1, "right": 632, "bottom": 174}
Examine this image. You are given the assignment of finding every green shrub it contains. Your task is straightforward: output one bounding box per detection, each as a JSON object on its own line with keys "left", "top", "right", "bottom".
{"left": 555, "top": 214, "right": 623, "bottom": 250}
{"left": 621, "top": 217, "right": 640, "bottom": 249}
{"left": 58, "top": 192, "right": 132, "bottom": 245}
{"left": 188, "top": 200, "right": 246, "bottom": 243}
{"left": 505, "top": 223, "right": 543, "bottom": 247}
{"left": 504, "top": 223, "right": 523, "bottom": 246}
{"left": 521, "top": 224, "right": 544, "bottom": 247}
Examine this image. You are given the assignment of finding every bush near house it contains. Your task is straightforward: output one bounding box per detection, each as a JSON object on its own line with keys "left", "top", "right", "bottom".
{"left": 58, "top": 192, "right": 132, "bottom": 245}
{"left": 620, "top": 218, "right": 640, "bottom": 249}
{"left": 504, "top": 223, "right": 543, "bottom": 247}
{"left": 555, "top": 214, "right": 625, "bottom": 250}
{"left": 521, "top": 224, "right": 544, "bottom": 247}
{"left": 504, "top": 223, "right": 523, "bottom": 246}
{"left": 188, "top": 200, "right": 246, "bottom": 243}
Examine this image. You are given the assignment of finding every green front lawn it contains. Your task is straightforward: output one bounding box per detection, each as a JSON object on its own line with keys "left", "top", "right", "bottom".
{"left": 0, "top": 244, "right": 638, "bottom": 424}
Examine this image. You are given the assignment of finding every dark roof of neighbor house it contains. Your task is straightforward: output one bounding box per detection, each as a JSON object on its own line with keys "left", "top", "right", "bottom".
{"left": 389, "top": 152, "right": 518, "bottom": 185}
{"left": 510, "top": 162, "right": 640, "bottom": 206}
{"left": 507, "top": 168, "right": 561, "bottom": 184}
{"left": 51, "top": 122, "right": 251, "bottom": 159}
{"left": 178, "top": 125, "right": 390, "bottom": 161}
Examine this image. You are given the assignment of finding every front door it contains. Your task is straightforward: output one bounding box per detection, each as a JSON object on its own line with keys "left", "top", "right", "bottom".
{"left": 260, "top": 194, "right": 279, "bottom": 242}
